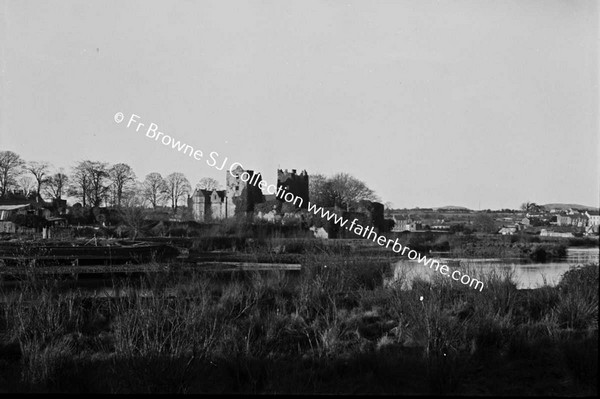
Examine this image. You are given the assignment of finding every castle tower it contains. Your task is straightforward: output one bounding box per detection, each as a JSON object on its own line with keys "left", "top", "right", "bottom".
{"left": 277, "top": 168, "right": 309, "bottom": 209}
{"left": 226, "top": 165, "right": 265, "bottom": 217}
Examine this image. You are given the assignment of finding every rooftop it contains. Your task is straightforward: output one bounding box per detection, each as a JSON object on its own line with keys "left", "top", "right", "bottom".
{"left": 0, "top": 204, "right": 31, "bottom": 211}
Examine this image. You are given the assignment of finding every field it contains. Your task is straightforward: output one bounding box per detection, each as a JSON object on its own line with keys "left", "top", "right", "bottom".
{"left": 0, "top": 243, "right": 597, "bottom": 394}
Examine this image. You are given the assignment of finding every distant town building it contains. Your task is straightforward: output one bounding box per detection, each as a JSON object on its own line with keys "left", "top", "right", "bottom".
{"left": 556, "top": 214, "right": 571, "bottom": 226}
{"left": 585, "top": 210, "right": 600, "bottom": 226}
{"left": 498, "top": 226, "right": 517, "bottom": 235}
{"left": 540, "top": 229, "right": 575, "bottom": 238}
{"left": 557, "top": 212, "right": 588, "bottom": 228}
{"left": 391, "top": 214, "right": 422, "bottom": 232}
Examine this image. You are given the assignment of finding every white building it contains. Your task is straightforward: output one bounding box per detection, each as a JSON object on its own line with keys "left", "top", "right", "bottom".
{"left": 585, "top": 211, "right": 600, "bottom": 226}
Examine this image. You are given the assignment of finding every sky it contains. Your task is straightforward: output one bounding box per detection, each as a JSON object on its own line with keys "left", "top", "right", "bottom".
{"left": 1, "top": 0, "right": 598, "bottom": 210}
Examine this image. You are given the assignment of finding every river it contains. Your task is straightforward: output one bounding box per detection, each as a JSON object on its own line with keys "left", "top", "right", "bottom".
{"left": 389, "top": 247, "right": 599, "bottom": 290}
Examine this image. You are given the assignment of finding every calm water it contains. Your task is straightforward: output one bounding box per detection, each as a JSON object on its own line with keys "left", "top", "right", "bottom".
{"left": 389, "top": 247, "right": 599, "bottom": 290}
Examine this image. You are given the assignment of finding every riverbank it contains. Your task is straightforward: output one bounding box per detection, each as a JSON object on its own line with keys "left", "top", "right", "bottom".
{"left": 399, "top": 233, "right": 581, "bottom": 261}
{"left": 176, "top": 233, "right": 595, "bottom": 262}
{"left": 0, "top": 252, "right": 597, "bottom": 394}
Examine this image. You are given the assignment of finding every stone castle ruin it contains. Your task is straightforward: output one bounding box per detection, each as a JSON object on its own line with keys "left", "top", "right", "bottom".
{"left": 188, "top": 166, "right": 386, "bottom": 238}
{"left": 188, "top": 165, "right": 265, "bottom": 222}
{"left": 226, "top": 165, "right": 265, "bottom": 216}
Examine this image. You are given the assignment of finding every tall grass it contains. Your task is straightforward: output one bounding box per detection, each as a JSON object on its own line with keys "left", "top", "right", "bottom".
{"left": 0, "top": 257, "right": 597, "bottom": 394}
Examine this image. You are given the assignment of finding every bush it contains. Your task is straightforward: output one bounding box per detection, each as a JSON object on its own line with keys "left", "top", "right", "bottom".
{"left": 558, "top": 264, "right": 599, "bottom": 296}
{"left": 9, "top": 214, "right": 49, "bottom": 229}
{"left": 555, "top": 264, "right": 599, "bottom": 330}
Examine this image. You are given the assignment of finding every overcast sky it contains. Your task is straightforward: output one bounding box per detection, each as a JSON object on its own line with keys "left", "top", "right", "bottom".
{"left": 1, "top": 0, "right": 598, "bottom": 209}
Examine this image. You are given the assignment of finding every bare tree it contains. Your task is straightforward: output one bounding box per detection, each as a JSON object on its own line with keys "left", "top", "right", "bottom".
{"left": 520, "top": 202, "right": 544, "bottom": 214}
{"left": 196, "top": 177, "right": 221, "bottom": 192}
{"left": 119, "top": 188, "right": 149, "bottom": 240}
{"left": 69, "top": 161, "right": 92, "bottom": 207}
{"left": 46, "top": 171, "right": 69, "bottom": 200}
{"left": 329, "top": 173, "right": 379, "bottom": 211}
{"left": 520, "top": 202, "right": 532, "bottom": 212}
{"left": 121, "top": 180, "right": 143, "bottom": 207}
{"left": 25, "top": 161, "right": 51, "bottom": 202}
{"left": 310, "top": 172, "right": 379, "bottom": 211}
{"left": 18, "top": 176, "right": 35, "bottom": 197}
{"left": 165, "top": 172, "right": 191, "bottom": 212}
{"left": 69, "top": 161, "right": 110, "bottom": 207}
{"left": 109, "top": 163, "right": 137, "bottom": 207}
{"left": 87, "top": 161, "right": 111, "bottom": 207}
{"left": 142, "top": 172, "right": 167, "bottom": 208}
{"left": 0, "top": 150, "right": 25, "bottom": 197}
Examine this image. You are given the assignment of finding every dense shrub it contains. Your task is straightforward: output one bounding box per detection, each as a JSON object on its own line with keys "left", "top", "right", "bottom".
{"left": 558, "top": 264, "right": 599, "bottom": 296}
{"left": 554, "top": 264, "right": 599, "bottom": 330}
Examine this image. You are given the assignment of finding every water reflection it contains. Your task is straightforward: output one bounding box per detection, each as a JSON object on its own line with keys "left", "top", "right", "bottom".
{"left": 390, "top": 247, "right": 599, "bottom": 290}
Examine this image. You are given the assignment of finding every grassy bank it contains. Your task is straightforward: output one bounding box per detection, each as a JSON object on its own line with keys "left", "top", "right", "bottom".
{"left": 156, "top": 233, "right": 576, "bottom": 262}
{"left": 385, "top": 232, "right": 572, "bottom": 261}
{"left": 0, "top": 255, "right": 597, "bottom": 394}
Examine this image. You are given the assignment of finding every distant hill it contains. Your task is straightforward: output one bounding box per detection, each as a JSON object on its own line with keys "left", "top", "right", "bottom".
{"left": 543, "top": 203, "right": 599, "bottom": 211}
{"left": 434, "top": 206, "right": 471, "bottom": 211}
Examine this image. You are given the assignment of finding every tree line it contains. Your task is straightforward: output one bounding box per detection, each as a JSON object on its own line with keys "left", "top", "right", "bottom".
{"left": 0, "top": 150, "right": 225, "bottom": 211}
{"left": 1, "top": 150, "right": 382, "bottom": 213}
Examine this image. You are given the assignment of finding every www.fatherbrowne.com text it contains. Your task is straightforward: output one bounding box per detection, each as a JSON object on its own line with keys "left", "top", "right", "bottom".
{"left": 115, "top": 111, "right": 484, "bottom": 291}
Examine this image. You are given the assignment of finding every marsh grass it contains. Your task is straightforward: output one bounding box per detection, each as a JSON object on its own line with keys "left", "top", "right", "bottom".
{"left": 0, "top": 254, "right": 597, "bottom": 394}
